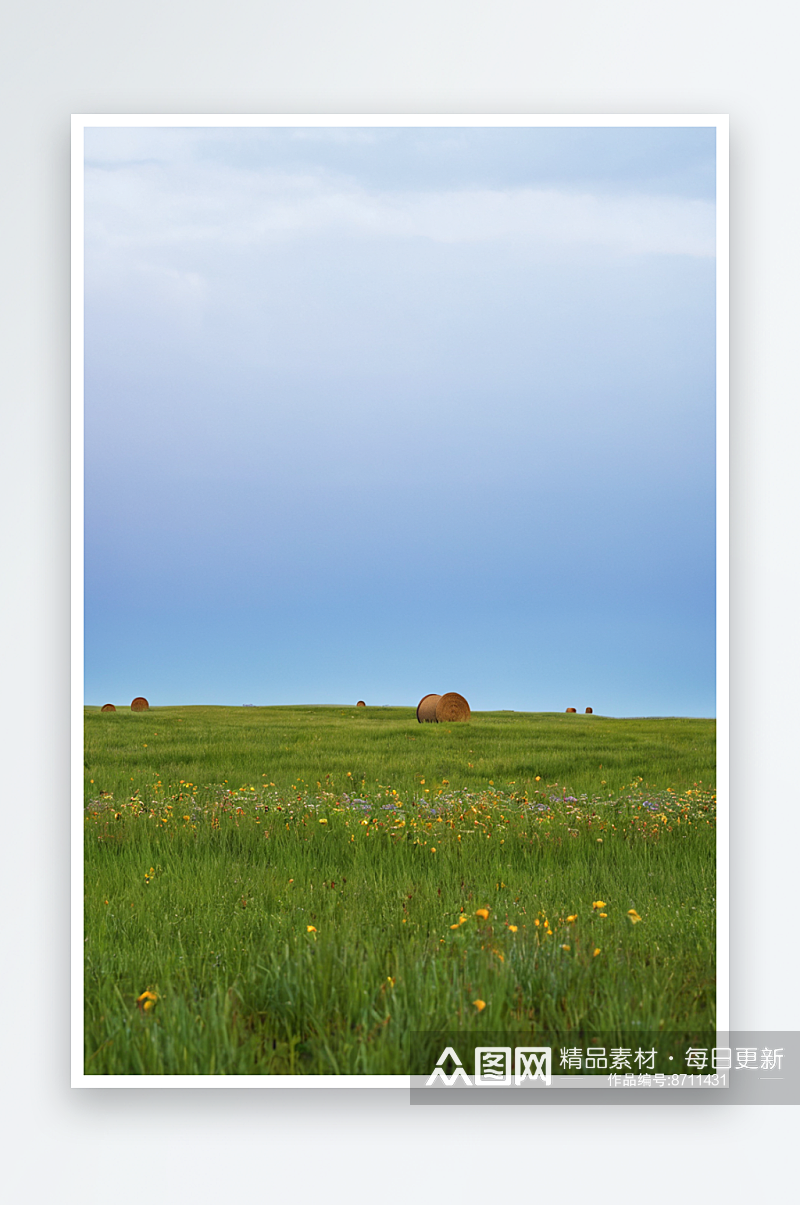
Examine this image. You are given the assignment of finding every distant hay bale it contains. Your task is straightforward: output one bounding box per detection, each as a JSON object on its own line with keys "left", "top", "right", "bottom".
{"left": 585, "top": 707, "right": 593, "bottom": 714}
{"left": 566, "top": 707, "right": 577, "bottom": 713}
{"left": 101, "top": 703, "right": 116, "bottom": 713}
{"left": 356, "top": 700, "right": 366, "bottom": 708}
{"left": 131, "top": 696, "right": 149, "bottom": 712}
{"left": 416, "top": 693, "right": 442, "bottom": 723}
{"left": 435, "top": 692, "right": 471, "bottom": 723}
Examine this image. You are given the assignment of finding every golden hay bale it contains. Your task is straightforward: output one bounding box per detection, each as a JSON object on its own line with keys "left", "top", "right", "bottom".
{"left": 356, "top": 700, "right": 366, "bottom": 708}
{"left": 101, "top": 703, "right": 116, "bottom": 713}
{"left": 416, "top": 693, "right": 442, "bottom": 723}
{"left": 435, "top": 692, "right": 471, "bottom": 722}
{"left": 585, "top": 707, "right": 593, "bottom": 714}
{"left": 131, "top": 696, "right": 149, "bottom": 712}
{"left": 566, "top": 707, "right": 577, "bottom": 713}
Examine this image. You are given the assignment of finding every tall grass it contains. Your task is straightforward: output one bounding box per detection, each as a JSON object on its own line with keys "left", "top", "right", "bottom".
{"left": 83, "top": 706, "right": 716, "bottom": 1075}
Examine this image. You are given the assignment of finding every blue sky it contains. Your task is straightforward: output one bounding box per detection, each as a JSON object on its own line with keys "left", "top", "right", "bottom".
{"left": 83, "top": 125, "right": 716, "bottom": 716}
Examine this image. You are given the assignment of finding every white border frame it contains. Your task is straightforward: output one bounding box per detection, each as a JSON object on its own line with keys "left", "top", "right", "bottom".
{"left": 72, "top": 113, "right": 728, "bottom": 1087}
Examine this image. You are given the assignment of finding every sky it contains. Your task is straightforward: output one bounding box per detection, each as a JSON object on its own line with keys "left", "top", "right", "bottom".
{"left": 83, "top": 124, "right": 717, "bottom": 717}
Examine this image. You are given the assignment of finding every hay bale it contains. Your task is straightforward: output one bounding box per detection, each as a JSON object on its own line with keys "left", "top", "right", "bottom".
{"left": 585, "top": 707, "right": 593, "bottom": 714}
{"left": 416, "top": 693, "right": 442, "bottom": 723}
{"left": 101, "top": 703, "right": 116, "bottom": 713}
{"left": 356, "top": 700, "right": 366, "bottom": 708}
{"left": 435, "top": 692, "right": 471, "bottom": 722}
{"left": 566, "top": 707, "right": 577, "bottom": 713}
{"left": 131, "top": 696, "right": 149, "bottom": 712}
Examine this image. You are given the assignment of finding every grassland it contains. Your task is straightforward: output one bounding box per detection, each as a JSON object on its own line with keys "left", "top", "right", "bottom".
{"left": 83, "top": 705, "right": 716, "bottom": 1075}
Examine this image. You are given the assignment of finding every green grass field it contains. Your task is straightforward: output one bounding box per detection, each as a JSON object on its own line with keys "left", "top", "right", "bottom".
{"left": 84, "top": 705, "right": 716, "bottom": 1075}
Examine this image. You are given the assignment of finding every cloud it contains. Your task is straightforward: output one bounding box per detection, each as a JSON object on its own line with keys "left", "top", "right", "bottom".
{"left": 84, "top": 159, "right": 715, "bottom": 265}
{"left": 358, "top": 186, "right": 713, "bottom": 255}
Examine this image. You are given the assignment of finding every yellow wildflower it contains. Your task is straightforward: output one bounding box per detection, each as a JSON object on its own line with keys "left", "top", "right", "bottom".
{"left": 566, "top": 914, "right": 577, "bottom": 923}
{"left": 508, "top": 924, "right": 518, "bottom": 933}
{"left": 306, "top": 925, "right": 317, "bottom": 933}
{"left": 475, "top": 908, "right": 489, "bottom": 920}
{"left": 592, "top": 900, "right": 606, "bottom": 909}
{"left": 627, "top": 909, "right": 642, "bottom": 924}
{"left": 472, "top": 999, "right": 486, "bottom": 1012}
{"left": 593, "top": 948, "right": 601, "bottom": 957}
{"left": 136, "top": 990, "right": 157, "bottom": 1013}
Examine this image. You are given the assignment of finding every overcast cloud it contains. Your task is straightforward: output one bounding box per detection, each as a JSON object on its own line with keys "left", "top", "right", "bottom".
{"left": 83, "top": 125, "right": 717, "bottom": 716}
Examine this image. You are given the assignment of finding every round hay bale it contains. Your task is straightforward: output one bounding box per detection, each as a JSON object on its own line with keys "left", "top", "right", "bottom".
{"left": 101, "top": 703, "right": 116, "bottom": 713}
{"left": 566, "top": 707, "right": 577, "bottom": 713}
{"left": 416, "top": 693, "right": 442, "bottom": 723}
{"left": 435, "top": 692, "right": 471, "bottom": 723}
{"left": 131, "top": 696, "right": 149, "bottom": 712}
{"left": 356, "top": 700, "right": 366, "bottom": 708}
{"left": 585, "top": 707, "right": 593, "bottom": 714}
